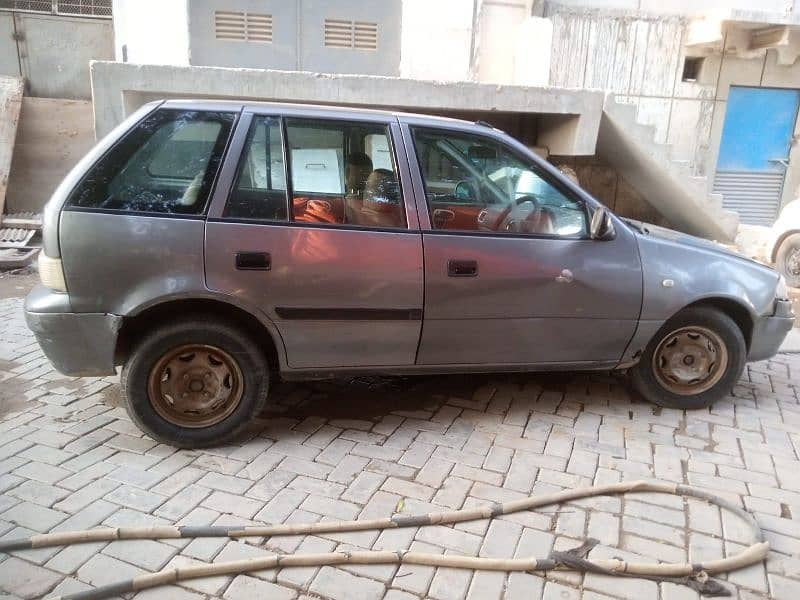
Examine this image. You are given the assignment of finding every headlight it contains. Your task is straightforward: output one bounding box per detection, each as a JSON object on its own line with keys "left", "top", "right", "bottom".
{"left": 776, "top": 275, "right": 789, "bottom": 301}
{"left": 38, "top": 252, "right": 67, "bottom": 292}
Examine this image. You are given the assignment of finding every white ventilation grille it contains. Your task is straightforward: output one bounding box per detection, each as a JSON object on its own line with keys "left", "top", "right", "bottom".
{"left": 324, "top": 19, "right": 378, "bottom": 50}
{"left": 215, "top": 11, "right": 273, "bottom": 43}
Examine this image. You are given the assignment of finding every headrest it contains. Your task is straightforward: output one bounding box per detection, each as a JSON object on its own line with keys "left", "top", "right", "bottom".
{"left": 345, "top": 152, "right": 373, "bottom": 194}
{"left": 363, "top": 169, "right": 399, "bottom": 212}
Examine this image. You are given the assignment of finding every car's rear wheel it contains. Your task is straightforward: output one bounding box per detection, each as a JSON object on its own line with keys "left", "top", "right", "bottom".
{"left": 776, "top": 233, "right": 800, "bottom": 288}
{"left": 631, "top": 307, "right": 746, "bottom": 409}
{"left": 121, "top": 317, "right": 269, "bottom": 448}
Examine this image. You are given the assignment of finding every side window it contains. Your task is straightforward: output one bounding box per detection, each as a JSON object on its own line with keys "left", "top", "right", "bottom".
{"left": 285, "top": 118, "right": 406, "bottom": 229}
{"left": 68, "top": 109, "right": 235, "bottom": 214}
{"left": 411, "top": 127, "right": 588, "bottom": 237}
{"left": 224, "top": 116, "right": 288, "bottom": 220}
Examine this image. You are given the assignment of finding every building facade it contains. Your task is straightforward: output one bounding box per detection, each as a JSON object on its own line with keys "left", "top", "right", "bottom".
{"left": 3, "top": 0, "right": 799, "bottom": 236}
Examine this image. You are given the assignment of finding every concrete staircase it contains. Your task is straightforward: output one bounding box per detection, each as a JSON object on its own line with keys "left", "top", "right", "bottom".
{"left": 597, "top": 94, "right": 739, "bottom": 242}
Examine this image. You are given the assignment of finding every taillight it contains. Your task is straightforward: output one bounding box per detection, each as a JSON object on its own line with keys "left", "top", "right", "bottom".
{"left": 38, "top": 253, "right": 67, "bottom": 292}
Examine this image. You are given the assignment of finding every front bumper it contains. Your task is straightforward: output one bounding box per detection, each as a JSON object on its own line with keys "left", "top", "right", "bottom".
{"left": 24, "top": 284, "right": 122, "bottom": 377}
{"left": 747, "top": 299, "right": 795, "bottom": 362}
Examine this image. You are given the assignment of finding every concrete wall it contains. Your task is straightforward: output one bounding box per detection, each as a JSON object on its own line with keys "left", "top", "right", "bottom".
{"left": 188, "top": 0, "right": 297, "bottom": 70}
{"left": 113, "top": 0, "right": 189, "bottom": 65}
{"left": 0, "top": 15, "right": 19, "bottom": 78}
{"left": 300, "top": 0, "right": 402, "bottom": 75}
{"left": 400, "top": 0, "right": 475, "bottom": 82}
{"left": 0, "top": 12, "right": 113, "bottom": 100}
{"left": 119, "top": 0, "right": 404, "bottom": 75}
{"left": 90, "top": 61, "right": 604, "bottom": 156}
{"left": 5, "top": 98, "right": 96, "bottom": 213}
{"left": 545, "top": 0, "right": 794, "bottom": 16}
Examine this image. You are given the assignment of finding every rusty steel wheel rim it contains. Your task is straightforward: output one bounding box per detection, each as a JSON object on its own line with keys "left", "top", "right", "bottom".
{"left": 147, "top": 344, "right": 244, "bottom": 428}
{"left": 787, "top": 247, "right": 800, "bottom": 277}
{"left": 652, "top": 326, "right": 728, "bottom": 396}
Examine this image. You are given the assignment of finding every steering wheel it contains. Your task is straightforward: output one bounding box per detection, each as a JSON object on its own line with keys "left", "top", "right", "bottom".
{"left": 453, "top": 180, "right": 477, "bottom": 202}
{"left": 493, "top": 194, "right": 540, "bottom": 232}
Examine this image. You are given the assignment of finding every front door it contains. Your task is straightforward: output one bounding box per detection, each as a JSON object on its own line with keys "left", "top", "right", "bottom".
{"left": 714, "top": 86, "right": 800, "bottom": 225}
{"left": 404, "top": 122, "right": 643, "bottom": 367}
{"left": 205, "top": 111, "right": 423, "bottom": 370}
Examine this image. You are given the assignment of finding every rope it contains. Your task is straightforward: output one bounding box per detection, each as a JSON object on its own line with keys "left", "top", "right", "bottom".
{"left": 0, "top": 480, "right": 768, "bottom": 600}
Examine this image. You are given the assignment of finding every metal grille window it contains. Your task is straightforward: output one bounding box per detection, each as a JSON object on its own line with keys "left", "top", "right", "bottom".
{"left": 324, "top": 19, "right": 378, "bottom": 50}
{"left": 0, "top": 0, "right": 111, "bottom": 17}
{"left": 214, "top": 11, "right": 273, "bottom": 43}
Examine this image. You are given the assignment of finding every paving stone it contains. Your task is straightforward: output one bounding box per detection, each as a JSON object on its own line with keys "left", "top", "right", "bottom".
{"left": 309, "top": 565, "right": 385, "bottom": 600}
{"left": 0, "top": 556, "right": 62, "bottom": 599}
{"left": 224, "top": 575, "right": 296, "bottom": 600}
{"left": 11, "top": 461, "right": 68, "bottom": 485}
{"left": 104, "top": 484, "right": 167, "bottom": 513}
{"left": 154, "top": 484, "right": 211, "bottom": 520}
{"left": 343, "top": 471, "right": 386, "bottom": 505}
{"left": 466, "top": 570, "right": 504, "bottom": 600}
{"left": 8, "top": 480, "right": 69, "bottom": 507}
{"left": 45, "top": 541, "right": 107, "bottom": 575}
{"left": 76, "top": 553, "right": 148, "bottom": 588}
{"left": 133, "top": 585, "right": 207, "bottom": 600}
{"left": 202, "top": 490, "right": 263, "bottom": 519}
{"left": 1, "top": 501, "right": 67, "bottom": 531}
{"left": 329, "top": 454, "right": 371, "bottom": 483}
{"left": 417, "top": 525, "right": 483, "bottom": 555}
{"left": 277, "top": 535, "right": 337, "bottom": 588}
{"left": 102, "top": 539, "right": 178, "bottom": 571}
{"left": 196, "top": 471, "right": 253, "bottom": 495}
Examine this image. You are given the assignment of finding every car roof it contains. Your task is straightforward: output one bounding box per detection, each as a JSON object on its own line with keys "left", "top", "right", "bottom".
{"left": 160, "top": 98, "right": 481, "bottom": 128}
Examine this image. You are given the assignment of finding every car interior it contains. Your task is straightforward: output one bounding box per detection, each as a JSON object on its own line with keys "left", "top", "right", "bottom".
{"left": 287, "top": 121, "right": 405, "bottom": 228}
{"left": 413, "top": 128, "right": 587, "bottom": 236}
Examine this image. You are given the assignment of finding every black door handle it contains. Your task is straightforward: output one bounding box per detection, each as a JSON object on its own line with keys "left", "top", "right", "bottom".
{"left": 448, "top": 259, "right": 478, "bottom": 277}
{"left": 235, "top": 251, "right": 271, "bottom": 271}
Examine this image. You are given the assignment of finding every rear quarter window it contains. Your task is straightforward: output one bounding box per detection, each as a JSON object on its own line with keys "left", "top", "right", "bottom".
{"left": 68, "top": 109, "right": 235, "bottom": 215}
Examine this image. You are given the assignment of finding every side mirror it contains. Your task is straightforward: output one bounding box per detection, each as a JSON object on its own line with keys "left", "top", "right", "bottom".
{"left": 590, "top": 207, "right": 616, "bottom": 240}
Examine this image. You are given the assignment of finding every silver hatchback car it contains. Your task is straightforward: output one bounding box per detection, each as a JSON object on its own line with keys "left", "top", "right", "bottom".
{"left": 25, "top": 100, "right": 795, "bottom": 448}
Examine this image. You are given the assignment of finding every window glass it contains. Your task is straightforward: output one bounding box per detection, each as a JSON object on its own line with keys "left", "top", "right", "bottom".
{"left": 68, "top": 109, "right": 235, "bottom": 214}
{"left": 224, "top": 116, "right": 288, "bottom": 220}
{"left": 411, "top": 127, "right": 588, "bottom": 236}
{"left": 285, "top": 119, "right": 406, "bottom": 229}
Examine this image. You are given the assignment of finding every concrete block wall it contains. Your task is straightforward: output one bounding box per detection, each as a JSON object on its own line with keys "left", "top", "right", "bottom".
{"left": 551, "top": 154, "right": 671, "bottom": 226}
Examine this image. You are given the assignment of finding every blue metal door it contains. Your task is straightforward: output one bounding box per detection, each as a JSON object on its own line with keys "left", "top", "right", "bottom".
{"left": 713, "top": 86, "right": 799, "bottom": 225}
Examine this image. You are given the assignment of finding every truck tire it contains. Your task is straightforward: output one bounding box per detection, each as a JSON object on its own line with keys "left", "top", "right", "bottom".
{"left": 631, "top": 307, "right": 746, "bottom": 409}
{"left": 776, "top": 232, "right": 800, "bottom": 288}
{"left": 121, "top": 316, "right": 269, "bottom": 448}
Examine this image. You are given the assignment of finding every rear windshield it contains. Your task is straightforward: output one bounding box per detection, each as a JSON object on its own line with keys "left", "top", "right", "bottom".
{"left": 67, "top": 109, "right": 235, "bottom": 215}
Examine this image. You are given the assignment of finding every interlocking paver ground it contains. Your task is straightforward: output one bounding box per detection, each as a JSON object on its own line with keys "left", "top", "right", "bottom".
{"left": 2, "top": 295, "right": 800, "bottom": 599}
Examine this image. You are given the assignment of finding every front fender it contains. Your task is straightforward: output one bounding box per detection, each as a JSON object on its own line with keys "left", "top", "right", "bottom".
{"left": 637, "top": 234, "right": 778, "bottom": 322}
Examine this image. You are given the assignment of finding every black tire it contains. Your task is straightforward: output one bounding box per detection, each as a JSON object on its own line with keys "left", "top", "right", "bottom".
{"left": 630, "top": 307, "right": 746, "bottom": 409}
{"left": 776, "top": 233, "right": 800, "bottom": 288}
{"left": 121, "top": 316, "right": 269, "bottom": 448}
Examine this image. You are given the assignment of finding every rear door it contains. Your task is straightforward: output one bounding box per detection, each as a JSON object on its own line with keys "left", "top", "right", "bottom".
{"left": 205, "top": 108, "right": 424, "bottom": 370}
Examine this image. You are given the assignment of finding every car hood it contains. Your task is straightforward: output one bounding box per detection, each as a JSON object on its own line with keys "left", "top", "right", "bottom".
{"left": 625, "top": 219, "right": 771, "bottom": 269}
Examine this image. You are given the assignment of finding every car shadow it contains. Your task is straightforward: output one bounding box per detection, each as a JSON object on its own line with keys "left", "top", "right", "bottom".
{"left": 254, "top": 370, "right": 632, "bottom": 425}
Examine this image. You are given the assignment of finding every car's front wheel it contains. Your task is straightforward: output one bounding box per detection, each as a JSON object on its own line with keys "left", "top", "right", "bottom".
{"left": 121, "top": 317, "right": 269, "bottom": 448}
{"left": 631, "top": 307, "right": 746, "bottom": 409}
{"left": 776, "top": 232, "right": 800, "bottom": 288}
